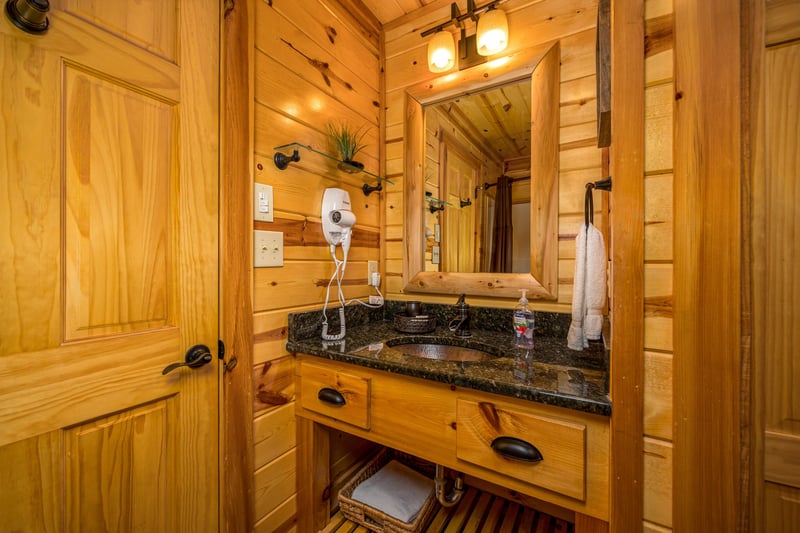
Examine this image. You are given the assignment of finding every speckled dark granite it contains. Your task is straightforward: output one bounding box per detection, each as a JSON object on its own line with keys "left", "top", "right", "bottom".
{"left": 287, "top": 301, "right": 610, "bottom": 416}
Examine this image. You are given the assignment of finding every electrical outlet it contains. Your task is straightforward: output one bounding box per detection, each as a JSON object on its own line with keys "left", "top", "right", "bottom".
{"left": 367, "top": 260, "right": 378, "bottom": 286}
{"left": 254, "top": 183, "right": 273, "bottom": 222}
{"left": 254, "top": 230, "right": 283, "bottom": 267}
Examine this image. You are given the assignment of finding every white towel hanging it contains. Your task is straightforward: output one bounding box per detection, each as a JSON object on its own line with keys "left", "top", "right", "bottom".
{"left": 568, "top": 222, "right": 606, "bottom": 350}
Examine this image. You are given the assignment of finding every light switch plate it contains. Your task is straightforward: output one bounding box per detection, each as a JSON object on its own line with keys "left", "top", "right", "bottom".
{"left": 254, "top": 230, "right": 283, "bottom": 267}
{"left": 254, "top": 183, "right": 273, "bottom": 222}
{"left": 432, "top": 245, "right": 440, "bottom": 264}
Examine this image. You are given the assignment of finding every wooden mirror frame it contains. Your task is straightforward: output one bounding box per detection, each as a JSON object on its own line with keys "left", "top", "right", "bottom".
{"left": 403, "top": 41, "right": 560, "bottom": 299}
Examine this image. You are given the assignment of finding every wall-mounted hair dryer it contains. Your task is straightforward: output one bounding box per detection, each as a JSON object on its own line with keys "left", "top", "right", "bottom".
{"left": 321, "top": 188, "right": 356, "bottom": 340}
{"left": 322, "top": 188, "right": 356, "bottom": 250}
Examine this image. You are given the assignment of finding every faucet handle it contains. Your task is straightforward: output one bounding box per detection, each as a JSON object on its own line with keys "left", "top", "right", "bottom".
{"left": 455, "top": 293, "right": 468, "bottom": 309}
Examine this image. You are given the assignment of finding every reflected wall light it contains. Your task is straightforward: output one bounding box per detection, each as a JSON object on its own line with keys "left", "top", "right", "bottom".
{"left": 421, "top": 0, "right": 509, "bottom": 73}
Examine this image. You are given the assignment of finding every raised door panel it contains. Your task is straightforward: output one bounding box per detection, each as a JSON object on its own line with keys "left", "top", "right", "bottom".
{"left": 64, "top": 66, "right": 174, "bottom": 340}
{"left": 65, "top": 400, "right": 175, "bottom": 532}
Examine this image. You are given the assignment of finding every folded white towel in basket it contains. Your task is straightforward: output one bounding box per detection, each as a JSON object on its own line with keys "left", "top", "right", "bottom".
{"left": 351, "top": 459, "right": 434, "bottom": 524}
{"left": 568, "top": 222, "right": 607, "bottom": 350}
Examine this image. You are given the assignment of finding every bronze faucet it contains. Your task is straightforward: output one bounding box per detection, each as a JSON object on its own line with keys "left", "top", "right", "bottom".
{"left": 448, "top": 294, "right": 472, "bottom": 337}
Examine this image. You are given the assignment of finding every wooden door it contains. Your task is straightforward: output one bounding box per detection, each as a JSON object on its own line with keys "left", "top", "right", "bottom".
{"left": 750, "top": 0, "right": 800, "bottom": 528}
{"left": 441, "top": 140, "right": 478, "bottom": 273}
{"left": 754, "top": 38, "right": 800, "bottom": 532}
{"left": 0, "top": 1, "right": 219, "bottom": 531}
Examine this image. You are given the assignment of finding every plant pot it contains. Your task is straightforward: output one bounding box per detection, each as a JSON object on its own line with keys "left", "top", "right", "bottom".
{"left": 338, "top": 160, "right": 364, "bottom": 173}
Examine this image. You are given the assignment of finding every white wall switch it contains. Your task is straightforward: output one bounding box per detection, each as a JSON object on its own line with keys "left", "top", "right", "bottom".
{"left": 432, "top": 245, "right": 440, "bottom": 264}
{"left": 254, "top": 230, "right": 283, "bottom": 267}
{"left": 254, "top": 183, "right": 273, "bottom": 222}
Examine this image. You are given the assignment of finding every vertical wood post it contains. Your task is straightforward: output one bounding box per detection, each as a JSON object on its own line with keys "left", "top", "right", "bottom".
{"left": 609, "top": 0, "right": 645, "bottom": 531}
{"left": 674, "top": 0, "right": 742, "bottom": 531}
{"left": 221, "top": 0, "right": 255, "bottom": 530}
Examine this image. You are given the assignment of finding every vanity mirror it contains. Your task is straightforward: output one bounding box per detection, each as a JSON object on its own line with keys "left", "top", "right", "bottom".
{"left": 425, "top": 78, "right": 532, "bottom": 274}
{"left": 403, "top": 41, "right": 560, "bottom": 299}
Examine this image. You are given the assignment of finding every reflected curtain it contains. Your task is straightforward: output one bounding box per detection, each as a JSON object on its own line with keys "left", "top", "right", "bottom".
{"left": 490, "top": 175, "right": 513, "bottom": 272}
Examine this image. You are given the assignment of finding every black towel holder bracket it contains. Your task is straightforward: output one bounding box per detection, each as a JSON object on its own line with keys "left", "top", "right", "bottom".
{"left": 585, "top": 177, "right": 612, "bottom": 228}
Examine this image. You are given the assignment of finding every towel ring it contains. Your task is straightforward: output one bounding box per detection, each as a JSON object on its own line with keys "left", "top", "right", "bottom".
{"left": 584, "top": 177, "right": 612, "bottom": 228}
{"left": 585, "top": 183, "right": 595, "bottom": 227}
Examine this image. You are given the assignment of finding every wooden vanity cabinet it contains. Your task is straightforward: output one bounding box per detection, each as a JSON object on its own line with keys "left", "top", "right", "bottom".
{"left": 295, "top": 354, "right": 610, "bottom": 532}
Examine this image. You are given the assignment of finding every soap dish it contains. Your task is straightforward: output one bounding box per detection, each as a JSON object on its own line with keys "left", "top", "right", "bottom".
{"left": 393, "top": 314, "right": 436, "bottom": 334}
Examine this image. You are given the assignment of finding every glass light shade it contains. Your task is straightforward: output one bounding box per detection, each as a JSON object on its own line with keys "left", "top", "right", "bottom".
{"left": 476, "top": 8, "right": 508, "bottom": 56}
{"left": 428, "top": 31, "right": 455, "bottom": 73}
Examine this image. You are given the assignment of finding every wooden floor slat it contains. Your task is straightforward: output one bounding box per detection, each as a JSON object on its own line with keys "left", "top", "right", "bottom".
{"left": 323, "top": 485, "right": 575, "bottom": 533}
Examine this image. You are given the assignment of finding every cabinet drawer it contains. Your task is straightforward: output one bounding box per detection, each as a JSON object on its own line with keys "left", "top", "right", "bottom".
{"left": 456, "top": 399, "right": 586, "bottom": 501}
{"left": 299, "top": 362, "right": 371, "bottom": 429}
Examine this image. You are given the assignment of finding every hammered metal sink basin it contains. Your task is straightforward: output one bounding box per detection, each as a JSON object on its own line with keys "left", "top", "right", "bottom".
{"left": 388, "top": 342, "right": 492, "bottom": 362}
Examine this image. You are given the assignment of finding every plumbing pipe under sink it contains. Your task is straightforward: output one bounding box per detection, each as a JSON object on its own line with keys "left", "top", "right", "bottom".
{"left": 434, "top": 464, "right": 465, "bottom": 507}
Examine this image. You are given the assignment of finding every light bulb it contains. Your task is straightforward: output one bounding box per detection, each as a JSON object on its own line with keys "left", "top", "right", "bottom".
{"left": 477, "top": 8, "right": 508, "bottom": 56}
{"left": 428, "top": 31, "right": 455, "bottom": 73}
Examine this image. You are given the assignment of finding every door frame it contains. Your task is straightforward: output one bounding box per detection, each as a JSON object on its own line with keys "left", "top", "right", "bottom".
{"left": 220, "top": 0, "right": 255, "bottom": 530}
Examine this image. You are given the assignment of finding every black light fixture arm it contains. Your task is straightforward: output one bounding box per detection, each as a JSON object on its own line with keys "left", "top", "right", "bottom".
{"left": 419, "top": 0, "right": 506, "bottom": 37}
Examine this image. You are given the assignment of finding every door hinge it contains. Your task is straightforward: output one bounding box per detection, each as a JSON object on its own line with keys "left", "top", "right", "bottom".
{"left": 218, "top": 339, "right": 225, "bottom": 360}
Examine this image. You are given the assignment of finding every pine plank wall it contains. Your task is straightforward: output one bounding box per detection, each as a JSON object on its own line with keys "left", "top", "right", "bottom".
{"left": 249, "top": 0, "right": 675, "bottom": 530}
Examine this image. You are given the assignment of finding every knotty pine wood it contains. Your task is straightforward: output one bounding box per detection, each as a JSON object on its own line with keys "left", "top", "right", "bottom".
{"left": 644, "top": 351, "right": 673, "bottom": 441}
{"left": 609, "top": 2, "right": 645, "bottom": 533}
{"left": 674, "top": 1, "right": 742, "bottom": 531}
{"left": 643, "top": 437, "right": 673, "bottom": 528}
{"left": 322, "top": 489, "right": 577, "bottom": 532}
{"left": 221, "top": 0, "right": 255, "bottom": 531}
{"left": 254, "top": 403, "right": 297, "bottom": 471}
{"left": 1, "top": 3, "right": 220, "bottom": 529}
{"left": 749, "top": 2, "right": 800, "bottom": 529}
{"left": 254, "top": 494, "right": 298, "bottom": 533}
{"left": 764, "top": 482, "right": 800, "bottom": 531}
{"left": 250, "top": 2, "right": 382, "bottom": 529}
{"left": 295, "top": 355, "right": 610, "bottom": 523}
{"left": 297, "top": 416, "right": 332, "bottom": 532}
{"left": 255, "top": 448, "right": 297, "bottom": 519}
{"left": 385, "top": 7, "right": 602, "bottom": 309}
{"left": 744, "top": 1, "right": 765, "bottom": 530}
{"left": 254, "top": 356, "right": 296, "bottom": 415}
{"left": 765, "top": 0, "right": 800, "bottom": 45}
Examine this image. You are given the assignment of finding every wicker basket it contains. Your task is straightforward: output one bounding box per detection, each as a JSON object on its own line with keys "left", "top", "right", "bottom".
{"left": 393, "top": 313, "right": 436, "bottom": 334}
{"left": 339, "top": 449, "right": 439, "bottom": 533}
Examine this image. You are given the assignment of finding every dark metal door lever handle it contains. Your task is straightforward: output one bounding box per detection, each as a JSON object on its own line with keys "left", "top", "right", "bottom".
{"left": 162, "top": 344, "right": 213, "bottom": 375}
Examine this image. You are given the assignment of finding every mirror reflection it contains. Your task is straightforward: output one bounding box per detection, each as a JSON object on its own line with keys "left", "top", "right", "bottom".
{"left": 424, "top": 79, "right": 532, "bottom": 274}
{"left": 403, "top": 41, "right": 559, "bottom": 299}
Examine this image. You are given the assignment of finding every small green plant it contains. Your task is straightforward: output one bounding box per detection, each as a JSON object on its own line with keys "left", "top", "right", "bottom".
{"left": 327, "top": 122, "right": 367, "bottom": 162}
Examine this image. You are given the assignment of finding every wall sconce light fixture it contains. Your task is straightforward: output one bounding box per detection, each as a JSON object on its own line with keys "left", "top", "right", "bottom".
{"left": 421, "top": 0, "right": 508, "bottom": 73}
{"left": 476, "top": 7, "right": 508, "bottom": 55}
{"left": 428, "top": 30, "right": 456, "bottom": 73}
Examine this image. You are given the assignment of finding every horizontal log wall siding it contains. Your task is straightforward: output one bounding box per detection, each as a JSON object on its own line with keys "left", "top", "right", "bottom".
{"left": 642, "top": 0, "right": 674, "bottom": 531}
{"left": 251, "top": 1, "right": 382, "bottom": 530}
{"left": 383, "top": 0, "right": 605, "bottom": 311}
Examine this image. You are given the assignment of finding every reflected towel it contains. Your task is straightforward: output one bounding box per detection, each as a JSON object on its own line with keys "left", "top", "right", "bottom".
{"left": 568, "top": 223, "right": 607, "bottom": 350}
{"left": 351, "top": 460, "right": 434, "bottom": 524}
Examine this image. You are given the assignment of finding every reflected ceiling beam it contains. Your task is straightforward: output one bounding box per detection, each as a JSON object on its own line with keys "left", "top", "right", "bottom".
{"left": 477, "top": 92, "right": 526, "bottom": 158}
{"left": 437, "top": 103, "right": 504, "bottom": 165}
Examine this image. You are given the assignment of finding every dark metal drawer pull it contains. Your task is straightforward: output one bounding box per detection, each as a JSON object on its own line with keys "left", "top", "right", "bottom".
{"left": 318, "top": 387, "right": 346, "bottom": 406}
{"left": 490, "top": 436, "right": 543, "bottom": 463}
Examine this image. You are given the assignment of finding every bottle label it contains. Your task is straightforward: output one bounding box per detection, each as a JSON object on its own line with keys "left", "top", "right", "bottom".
{"left": 513, "top": 311, "right": 534, "bottom": 347}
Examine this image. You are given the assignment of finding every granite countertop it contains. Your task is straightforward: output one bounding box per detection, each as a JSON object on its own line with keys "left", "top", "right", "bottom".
{"left": 286, "top": 302, "right": 611, "bottom": 416}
